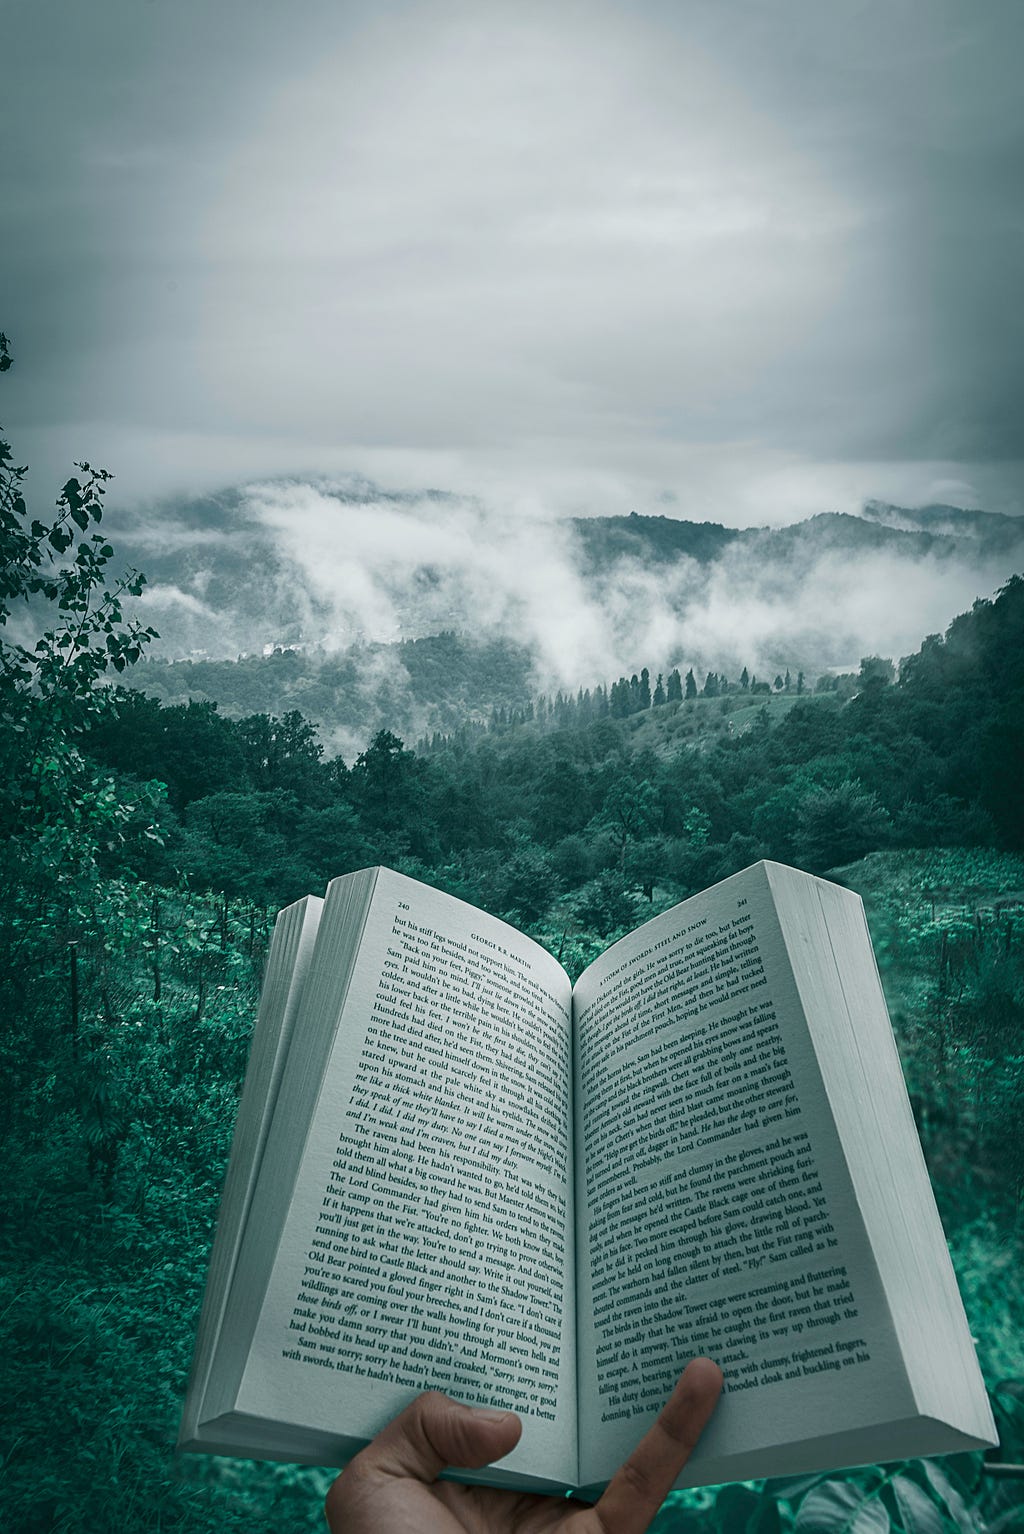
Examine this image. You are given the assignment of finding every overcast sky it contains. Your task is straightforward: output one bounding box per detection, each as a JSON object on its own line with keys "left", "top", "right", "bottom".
{"left": 5, "top": 0, "right": 1024, "bottom": 524}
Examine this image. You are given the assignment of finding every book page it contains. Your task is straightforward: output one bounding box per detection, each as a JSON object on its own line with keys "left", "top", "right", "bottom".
{"left": 180, "top": 894, "right": 323, "bottom": 1446}
{"left": 573, "top": 864, "right": 908, "bottom": 1488}
{"left": 237, "top": 871, "right": 577, "bottom": 1486}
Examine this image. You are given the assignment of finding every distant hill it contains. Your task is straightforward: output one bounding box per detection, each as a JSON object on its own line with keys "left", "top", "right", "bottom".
{"left": 574, "top": 506, "right": 1019, "bottom": 568}
{"left": 859, "top": 500, "right": 1024, "bottom": 552}
{"left": 130, "top": 632, "right": 538, "bottom": 760}
{"left": 111, "top": 479, "right": 1024, "bottom": 751}
{"left": 569, "top": 512, "right": 740, "bottom": 573}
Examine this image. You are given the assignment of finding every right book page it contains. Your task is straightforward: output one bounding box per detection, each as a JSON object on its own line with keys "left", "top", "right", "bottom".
{"left": 573, "top": 862, "right": 927, "bottom": 1492}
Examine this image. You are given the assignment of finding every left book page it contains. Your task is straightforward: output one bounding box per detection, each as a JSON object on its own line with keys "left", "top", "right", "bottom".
{"left": 185, "top": 868, "right": 578, "bottom": 1493}
{"left": 179, "top": 893, "right": 324, "bottom": 1450}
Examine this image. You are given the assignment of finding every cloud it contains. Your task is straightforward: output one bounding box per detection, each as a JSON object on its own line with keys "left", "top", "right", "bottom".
{"left": 218, "top": 478, "right": 1023, "bottom": 693}
{"left": 137, "top": 585, "right": 219, "bottom": 618}
{"left": 5, "top": 0, "right": 1024, "bottom": 519}
{"left": 244, "top": 479, "right": 609, "bottom": 681}
{"left": 114, "top": 521, "right": 234, "bottom": 554}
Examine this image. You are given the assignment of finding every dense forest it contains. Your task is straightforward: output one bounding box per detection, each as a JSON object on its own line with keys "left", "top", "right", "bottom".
{"left": 3, "top": 341, "right": 1024, "bottom": 1533}
{"left": 81, "top": 580, "right": 1023, "bottom": 936}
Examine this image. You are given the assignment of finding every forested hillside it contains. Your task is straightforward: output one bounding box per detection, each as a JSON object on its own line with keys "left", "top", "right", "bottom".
{"left": 81, "top": 574, "right": 1023, "bottom": 929}
{"left": 3, "top": 347, "right": 1024, "bottom": 1531}
{"left": 117, "top": 487, "right": 1024, "bottom": 753}
{"left": 130, "top": 631, "right": 539, "bottom": 756}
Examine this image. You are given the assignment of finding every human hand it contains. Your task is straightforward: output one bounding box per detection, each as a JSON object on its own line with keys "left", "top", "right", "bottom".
{"left": 324, "top": 1357, "right": 722, "bottom": 1532}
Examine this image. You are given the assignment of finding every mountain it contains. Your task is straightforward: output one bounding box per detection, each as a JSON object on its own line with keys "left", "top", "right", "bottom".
{"left": 131, "top": 633, "right": 537, "bottom": 759}
{"left": 109, "top": 479, "right": 1024, "bottom": 752}
{"left": 569, "top": 512, "right": 741, "bottom": 573}
{"left": 859, "top": 500, "right": 1024, "bottom": 553}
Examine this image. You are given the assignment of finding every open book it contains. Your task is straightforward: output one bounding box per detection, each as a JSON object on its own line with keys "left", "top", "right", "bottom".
{"left": 179, "top": 862, "right": 995, "bottom": 1495}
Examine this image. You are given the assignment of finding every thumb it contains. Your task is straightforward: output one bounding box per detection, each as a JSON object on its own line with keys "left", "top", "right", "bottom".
{"left": 357, "top": 1391, "right": 523, "bottom": 1482}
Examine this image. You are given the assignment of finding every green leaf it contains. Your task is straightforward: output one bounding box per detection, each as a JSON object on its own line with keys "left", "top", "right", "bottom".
{"left": 917, "top": 1462, "right": 977, "bottom": 1533}
{"left": 751, "top": 1498, "right": 783, "bottom": 1534}
{"left": 987, "top": 1507, "right": 1024, "bottom": 1534}
{"left": 939, "top": 1455, "right": 982, "bottom": 1497}
{"left": 715, "top": 1484, "right": 765, "bottom": 1533}
{"left": 797, "top": 1482, "right": 890, "bottom": 1534}
{"left": 891, "top": 1475, "right": 951, "bottom": 1534}
{"left": 770, "top": 1473, "right": 831, "bottom": 1502}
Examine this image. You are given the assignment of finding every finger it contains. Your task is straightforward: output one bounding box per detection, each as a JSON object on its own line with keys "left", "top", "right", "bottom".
{"left": 591, "top": 1358, "right": 722, "bottom": 1533}
{"left": 353, "top": 1390, "right": 523, "bottom": 1482}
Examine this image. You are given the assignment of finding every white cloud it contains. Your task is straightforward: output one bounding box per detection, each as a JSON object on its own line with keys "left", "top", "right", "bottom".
{"left": 231, "top": 478, "right": 1023, "bottom": 693}
{"left": 138, "top": 585, "right": 218, "bottom": 618}
{"left": 7, "top": 0, "right": 1023, "bottom": 524}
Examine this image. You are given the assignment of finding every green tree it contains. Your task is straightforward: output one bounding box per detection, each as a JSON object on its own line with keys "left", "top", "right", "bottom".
{"left": 684, "top": 668, "right": 698, "bottom": 701}
{"left": 598, "top": 778, "right": 659, "bottom": 873}
{"left": 624, "top": 833, "right": 670, "bottom": 900}
{"left": 859, "top": 654, "right": 896, "bottom": 690}
{"left": 609, "top": 677, "right": 630, "bottom": 718}
{"left": 0, "top": 335, "right": 161, "bottom": 872}
{"left": 237, "top": 709, "right": 324, "bottom": 796}
{"left": 571, "top": 868, "right": 638, "bottom": 937}
{"left": 666, "top": 668, "right": 683, "bottom": 703}
{"left": 487, "top": 839, "right": 556, "bottom": 925}
{"left": 351, "top": 729, "right": 434, "bottom": 859}
{"left": 682, "top": 806, "right": 712, "bottom": 849}
{"left": 0, "top": 333, "right": 164, "bottom": 1189}
{"left": 793, "top": 778, "right": 892, "bottom": 871}
{"left": 652, "top": 672, "right": 666, "bottom": 706}
{"left": 84, "top": 692, "right": 249, "bottom": 811}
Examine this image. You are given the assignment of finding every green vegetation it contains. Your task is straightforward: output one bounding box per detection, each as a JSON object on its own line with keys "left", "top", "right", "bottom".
{"left": 130, "top": 631, "right": 540, "bottom": 751}
{"left": 3, "top": 339, "right": 1023, "bottom": 1530}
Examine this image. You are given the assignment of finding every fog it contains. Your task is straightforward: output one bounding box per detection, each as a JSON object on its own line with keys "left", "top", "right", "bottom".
{"left": 123, "top": 478, "right": 1022, "bottom": 695}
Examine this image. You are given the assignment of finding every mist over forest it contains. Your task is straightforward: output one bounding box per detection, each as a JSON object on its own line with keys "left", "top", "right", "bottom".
{"left": 111, "top": 478, "right": 1024, "bottom": 756}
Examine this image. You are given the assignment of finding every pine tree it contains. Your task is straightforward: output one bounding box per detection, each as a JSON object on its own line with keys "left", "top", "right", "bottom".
{"left": 685, "top": 668, "right": 698, "bottom": 701}
{"left": 666, "top": 668, "right": 683, "bottom": 703}
{"left": 740, "top": 666, "right": 750, "bottom": 691}
{"left": 610, "top": 678, "right": 630, "bottom": 718}
{"left": 702, "top": 671, "right": 719, "bottom": 698}
{"left": 784, "top": 669, "right": 792, "bottom": 692}
{"left": 653, "top": 672, "right": 666, "bottom": 706}
{"left": 796, "top": 671, "right": 804, "bottom": 696}
{"left": 639, "top": 667, "right": 651, "bottom": 709}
